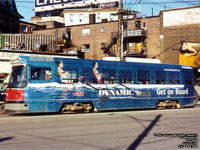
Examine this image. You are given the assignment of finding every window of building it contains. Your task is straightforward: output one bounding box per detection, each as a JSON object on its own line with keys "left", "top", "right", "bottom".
{"left": 123, "top": 22, "right": 127, "bottom": 30}
{"left": 70, "top": 14, "right": 75, "bottom": 22}
{"left": 97, "top": 13, "right": 101, "bottom": 20}
{"left": 101, "top": 27, "right": 104, "bottom": 32}
{"left": 22, "top": 25, "right": 28, "bottom": 33}
{"left": 47, "top": 0, "right": 51, "bottom": 4}
{"left": 110, "top": 14, "right": 114, "bottom": 21}
{"left": 79, "top": 14, "right": 83, "bottom": 22}
{"left": 82, "top": 44, "right": 90, "bottom": 52}
{"left": 82, "top": 28, "right": 90, "bottom": 36}
{"left": 143, "top": 22, "right": 146, "bottom": 30}
{"left": 158, "top": 21, "right": 160, "bottom": 28}
{"left": 135, "top": 21, "right": 141, "bottom": 29}
{"left": 31, "top": 67, "right": 52, "bottom": 81}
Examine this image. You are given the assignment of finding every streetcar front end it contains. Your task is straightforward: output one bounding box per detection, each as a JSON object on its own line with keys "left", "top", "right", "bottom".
{"left": 5, "top": 58, "right": 29, "bottom": 113}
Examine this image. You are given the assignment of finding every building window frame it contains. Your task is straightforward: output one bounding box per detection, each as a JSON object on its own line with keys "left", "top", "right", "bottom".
{"left": 82, "top": 28, "right": 90, "bottom": 36}
{"left": 101, "top": 27, "right": 104, "bottom": 32}
{"left": 82, "top": 44, "right": 90, "bottom": 52}
{"left": 79, "top": 14, "right": 83, "bottom": 22}
{"left": 70, "top": 14, "right": 75, "bottom": 23}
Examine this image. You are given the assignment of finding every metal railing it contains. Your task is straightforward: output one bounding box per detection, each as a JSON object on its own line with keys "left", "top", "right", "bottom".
{"left": 123, "top": 29, "right": 146, "bottom": 37}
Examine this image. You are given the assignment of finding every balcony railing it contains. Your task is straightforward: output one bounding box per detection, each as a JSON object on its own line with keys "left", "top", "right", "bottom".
{"left": 123, "top": 29, "right": 146, "bottom": 37}
{"left": 0, "top": 34, "right": 56, "bottom": 52}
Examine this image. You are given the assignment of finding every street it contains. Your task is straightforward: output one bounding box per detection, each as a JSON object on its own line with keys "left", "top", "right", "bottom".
{"left": 0, "top": 107, "right": 199, "bottom": 150}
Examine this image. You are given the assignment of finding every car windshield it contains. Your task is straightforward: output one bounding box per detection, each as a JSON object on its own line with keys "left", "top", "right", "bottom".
{"left": 7, "top": 65, "right": 28, "bottom": 88}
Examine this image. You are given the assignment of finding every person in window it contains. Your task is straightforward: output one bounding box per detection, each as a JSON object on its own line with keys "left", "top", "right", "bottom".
{"left": 109, "top": 77, "right": 115, "bottom": 84}
{"left": 57, "top": 60, "right": 68, "bottom": 82}
{"left": 78, "top": 76, "right": 85, "bottom": 84}
{"left": 93, "top": 62, "right": 103, "bottom": 84}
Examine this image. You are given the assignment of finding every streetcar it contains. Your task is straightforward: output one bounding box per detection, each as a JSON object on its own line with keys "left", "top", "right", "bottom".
{"left": 5, "top": 56, "right": 195, "bottom": 113}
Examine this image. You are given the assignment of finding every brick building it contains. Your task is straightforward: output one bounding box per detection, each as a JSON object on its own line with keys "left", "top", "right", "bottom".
{"left": 33, "top": 15, "right": 160, "bottom": 60}
{"left": 32, "top": 0, "right": 119, "bottom": 28}
{"left": 123, "top": 16, "right": 160, "bottom": 59}
{"left": 19, "top": 21, "right": 45, "bottom": 34}
{"left": 159, "top": 6, "right": 200, "bottom": 65}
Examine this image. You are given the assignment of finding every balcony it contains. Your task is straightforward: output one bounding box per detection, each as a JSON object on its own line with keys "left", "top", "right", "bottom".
{"left": 123, "top": 29, "right": 146, "bottom": 37}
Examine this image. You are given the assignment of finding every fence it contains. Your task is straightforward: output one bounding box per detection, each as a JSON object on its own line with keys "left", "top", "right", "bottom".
{"left": 0, "top": 34, "right": 56, "bottom": 52}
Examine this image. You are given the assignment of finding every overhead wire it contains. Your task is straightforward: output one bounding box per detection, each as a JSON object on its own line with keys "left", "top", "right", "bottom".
{"left": 124, "top": 1, "right": 200, "bottom": 5}
{"left": 15, "top": 0, "right": 199, "bottom": 22}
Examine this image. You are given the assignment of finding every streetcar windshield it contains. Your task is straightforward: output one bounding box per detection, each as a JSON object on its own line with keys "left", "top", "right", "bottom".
{"left": 7, "top": 65, "right": 28, "bottom": 88}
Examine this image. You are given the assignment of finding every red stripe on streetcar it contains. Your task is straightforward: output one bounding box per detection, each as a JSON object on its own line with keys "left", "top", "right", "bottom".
{"left": 6, "top": 89, "right": 25, "bottom": 101}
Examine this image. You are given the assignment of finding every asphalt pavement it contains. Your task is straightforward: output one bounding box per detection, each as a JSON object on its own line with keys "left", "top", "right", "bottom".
{"left": 0, "top": 107, "right": 200, "bottom": 150}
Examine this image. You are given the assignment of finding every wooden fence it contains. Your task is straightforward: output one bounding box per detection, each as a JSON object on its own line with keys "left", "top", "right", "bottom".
{"left": 0, "top": 34, "right": 56, "bottom": 52}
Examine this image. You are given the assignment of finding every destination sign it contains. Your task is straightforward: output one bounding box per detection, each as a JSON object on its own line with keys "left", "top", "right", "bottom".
{"left": 36, "top": 0, "right": 82, "bottom": 7}
{"left": 35, "top": 0, "right": 119, "bottom": 8}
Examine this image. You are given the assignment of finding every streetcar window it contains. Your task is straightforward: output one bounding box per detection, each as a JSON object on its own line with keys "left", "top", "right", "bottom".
{"left": 119, "top": 71, "right": 132, "bottom": 84}
{"left": 8, "top": 66, "right": 28, "bottom": 88}
{"left": 31, "top": 67, "right": 52, "bottom": 81}
{"left": 168, "top": 72, "right": 180, "bottom": 84}
{"left": 81, "top": 68, "right": 94, "bottom": 83}
{"left": 155, "top": 71, "right": 167, "bottom": 84}
{"left": 184, "top": 72, "right": 193, "bottom": 85}
{"left": 102, "top": 69, "right": 115, "bottom": 84}
{"left": 63, "top": 71, "right": 78, "bottom": 83}
{"left": 62, "top": 67, "right": 78, "bottom": 83}
{"left": 137, "top": 70, "right": 150, "bottom": 84}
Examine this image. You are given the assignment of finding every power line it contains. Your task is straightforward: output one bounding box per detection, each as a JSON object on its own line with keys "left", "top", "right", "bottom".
{"left": 124, "top": 1, "right": 199, "bottom": 5}
{"left": 17, "top": 5, "right": 33, "bottom": 9}
{"left": 171, "top": 0, "right": 199, "bottom": 5}
{"left": 14, "top": 0, "right": 199, "bottom": 5}
{"left": 15, "top": 1, "right": 34, "bottom": 3}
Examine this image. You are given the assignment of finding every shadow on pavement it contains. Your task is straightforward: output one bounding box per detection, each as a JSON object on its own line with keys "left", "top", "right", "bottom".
{"left": 127, "top": 114, "right": 162, "bottom": 150}
{"left": 0, "top": 137, "right": 14, "bottom": 143}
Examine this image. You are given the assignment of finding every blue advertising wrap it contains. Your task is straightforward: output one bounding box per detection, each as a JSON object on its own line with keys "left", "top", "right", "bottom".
{"left": 5, "top": 56, "right": 195, "bottom": 113}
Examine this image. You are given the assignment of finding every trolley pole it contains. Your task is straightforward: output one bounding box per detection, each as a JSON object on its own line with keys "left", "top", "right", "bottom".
{"left": 118, "top": 0, "right": 123, "bottom": 59}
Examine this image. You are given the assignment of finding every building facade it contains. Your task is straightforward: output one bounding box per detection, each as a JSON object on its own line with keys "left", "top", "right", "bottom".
{"left": 0, "top": 0, "right": 23, "bottom": 33}
{"left": 32, "top": 0, "right": 119, "bottom": 27}
{"left": 32, "top": 15, "right": 160, "bottom": 60}
{"left": 159, "top": 6, "right": 200, "bottom": 65}
{"left": 64, "top": 8, "right": 119, "bottom": 26}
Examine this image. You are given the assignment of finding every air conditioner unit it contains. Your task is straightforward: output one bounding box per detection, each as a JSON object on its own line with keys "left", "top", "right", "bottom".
{"left": 82, "top": 49, "right": 90, "bottom": 52}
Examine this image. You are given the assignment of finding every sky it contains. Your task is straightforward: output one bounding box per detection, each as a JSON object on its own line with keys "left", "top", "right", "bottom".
{"left": 15, "top": 0, "right": 200, "bottom": 22}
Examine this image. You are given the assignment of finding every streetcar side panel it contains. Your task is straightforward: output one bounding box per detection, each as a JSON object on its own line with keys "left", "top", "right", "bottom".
{"left": 5, "top": 56, "right": 195, "bottom": 113}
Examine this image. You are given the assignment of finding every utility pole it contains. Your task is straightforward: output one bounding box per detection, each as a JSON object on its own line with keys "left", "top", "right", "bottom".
{"left": 118, "top": 0, "right": 123, "bottom": 59}
{"left": 138, "top": 0, "right": 141, "bottom": 14}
